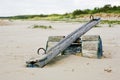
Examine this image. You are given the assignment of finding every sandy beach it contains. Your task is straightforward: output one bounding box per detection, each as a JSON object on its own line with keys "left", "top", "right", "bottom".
{"left": 0, "top": 20, "right": 120, "bottom": 80}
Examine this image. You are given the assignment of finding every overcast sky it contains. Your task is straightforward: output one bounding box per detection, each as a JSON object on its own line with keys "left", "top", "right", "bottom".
{"left": 0, "top": 0, "right": 119, "bottom": 16}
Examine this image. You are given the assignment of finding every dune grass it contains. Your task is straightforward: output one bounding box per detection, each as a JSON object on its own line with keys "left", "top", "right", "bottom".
{"left": 33, "top": 25, "right": 53, "bottom": 29}
{"left": 101, "top": 20, "right": 120, "bottom": 24}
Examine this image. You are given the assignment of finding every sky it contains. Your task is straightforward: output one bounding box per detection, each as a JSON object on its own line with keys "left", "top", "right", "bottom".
{"left": 0, "top": 0, "right": 120, "bottom": 16}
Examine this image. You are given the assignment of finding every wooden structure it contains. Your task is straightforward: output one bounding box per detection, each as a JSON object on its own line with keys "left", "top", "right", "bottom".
{"left": 26, "top": 18, "right": 101, "bottom": 68}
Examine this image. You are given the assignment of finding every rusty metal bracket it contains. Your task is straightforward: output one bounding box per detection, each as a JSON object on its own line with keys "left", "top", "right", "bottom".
{"left": 37, "top": 48, "right": 46, "bottom": 55}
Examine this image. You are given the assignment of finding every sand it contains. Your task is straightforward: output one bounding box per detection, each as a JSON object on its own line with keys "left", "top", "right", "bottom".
{"left": 0, "top": 20, "right": 120, "bottom": 80}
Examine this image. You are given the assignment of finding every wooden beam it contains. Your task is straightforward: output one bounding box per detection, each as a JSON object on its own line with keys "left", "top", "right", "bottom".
{"left": 26, "top": 18, "right": 101, "bottom": 68}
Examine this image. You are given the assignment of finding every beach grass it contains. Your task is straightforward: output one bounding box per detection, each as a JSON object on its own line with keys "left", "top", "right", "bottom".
{"left": 33, "top": 25, "right": 53, "bottom": 29}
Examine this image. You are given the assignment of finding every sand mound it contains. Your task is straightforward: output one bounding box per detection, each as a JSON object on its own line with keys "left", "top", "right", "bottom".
{"left": 0, "top": 20, "right": 11, "bottom": 26}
